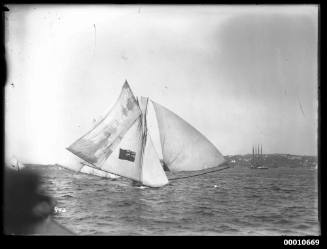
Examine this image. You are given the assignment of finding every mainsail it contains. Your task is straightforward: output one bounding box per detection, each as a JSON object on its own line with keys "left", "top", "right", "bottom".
{"left": 99, "top": 116, "right": 144, "bottom": 182}
{"left": 151, "top": 100, "right": 226, "bottom": 172}
{"left": 67, "top": 81, "right": 142, "bottom": 168}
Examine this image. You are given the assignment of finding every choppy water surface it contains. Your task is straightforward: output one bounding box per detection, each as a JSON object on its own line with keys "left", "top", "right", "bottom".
{"left": 35, "top": 166, "right": 319, "bottom": 235}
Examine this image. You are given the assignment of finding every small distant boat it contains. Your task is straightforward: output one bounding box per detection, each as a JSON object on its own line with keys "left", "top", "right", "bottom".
{"left": 8, "top": 158, "right": 25, "bottom": 171}
{"left": 250, "top": 145, "right": 268, "bottom": 169}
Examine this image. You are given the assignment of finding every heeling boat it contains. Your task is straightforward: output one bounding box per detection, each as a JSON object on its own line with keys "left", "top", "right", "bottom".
{"left": 65, "top": 81, "right": 227, "bottom": 187}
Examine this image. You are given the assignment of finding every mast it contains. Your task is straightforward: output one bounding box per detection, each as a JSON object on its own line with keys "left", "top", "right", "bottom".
{"left": 261, "top": 144, "right": 263, "bottom": 165}
{"left": 257, "top": 144, "right": 260, "bottom": 166}
{"left": 253, "top": 144, "right": 258, "bottom": 167}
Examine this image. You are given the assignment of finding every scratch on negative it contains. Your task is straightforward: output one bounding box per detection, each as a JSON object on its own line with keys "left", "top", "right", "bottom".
{"left": 298, "top": 99, "right": 305, "bottom": 117}
{"left": 93, "top": 24, "right": 96, "bottom": 47}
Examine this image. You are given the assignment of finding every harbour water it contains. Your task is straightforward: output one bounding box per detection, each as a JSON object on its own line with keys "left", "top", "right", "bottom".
{"left": 35, "top": 165, "right": 319, "bottom": 235}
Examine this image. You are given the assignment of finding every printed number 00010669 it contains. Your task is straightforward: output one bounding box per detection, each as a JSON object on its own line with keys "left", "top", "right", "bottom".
{"left": 284, "top": 239, "right": 319, "bottom": 246}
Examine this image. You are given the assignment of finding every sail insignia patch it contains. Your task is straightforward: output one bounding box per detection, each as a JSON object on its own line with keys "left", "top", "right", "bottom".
{"left": 119, "top": 149, "right": 136, "bottom": 162}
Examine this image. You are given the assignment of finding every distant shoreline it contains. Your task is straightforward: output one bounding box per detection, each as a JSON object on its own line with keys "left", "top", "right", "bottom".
{"left": 23, "top": 153, "right": 317, "bottom": 169}
{"left": 225, "top": 154, "right": 317, "bottom": 168}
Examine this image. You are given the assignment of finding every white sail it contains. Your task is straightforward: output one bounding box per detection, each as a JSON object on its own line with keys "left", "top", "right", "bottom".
{"left": 57, "top": 150, "right": 85, "bottom": 171}
{"left": 67, "top": 81, "right": 141, "bottom": 168}
{"left": 141, "top": 134, "right": 169, "bottom": 187}
{"left": 99, "top": 117, "right": 144, "bottom": 182}
{"left": 97, "top": 96, "right": 168, "bottom": 187}
{"left": 151, "top": 100, "right": 226, "bottom": 172}
{"left": 139, "top": 97, "right": 169, "bottom": 187}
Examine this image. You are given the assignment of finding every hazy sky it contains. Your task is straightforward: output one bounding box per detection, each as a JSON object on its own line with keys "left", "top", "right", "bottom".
{"left": 5, "top": 5, "right": 318, "bottom": 164}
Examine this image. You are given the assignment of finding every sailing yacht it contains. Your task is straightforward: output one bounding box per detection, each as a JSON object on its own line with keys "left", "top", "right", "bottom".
{"left": 8, "top": 157, "right": 25, "bottom": 171}
{"left": 63, "top": 81, "right": 227, "bottom": 187}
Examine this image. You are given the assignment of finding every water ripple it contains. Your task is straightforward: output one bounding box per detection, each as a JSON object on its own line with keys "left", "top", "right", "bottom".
{"left": 32, "top": 166, "right": 319, "bottom": 235}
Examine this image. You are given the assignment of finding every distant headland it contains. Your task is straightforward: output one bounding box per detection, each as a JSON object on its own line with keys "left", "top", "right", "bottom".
{"left": 23, "top": 153, "right": 318, "bottom": 169}
{"left": 225, "top": 154, "right": 317, "bottom": 168}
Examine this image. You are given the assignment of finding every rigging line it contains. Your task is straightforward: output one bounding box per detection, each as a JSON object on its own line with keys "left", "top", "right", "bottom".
{"left": 169, "top": 165, "right": 231, "bottom": 181}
